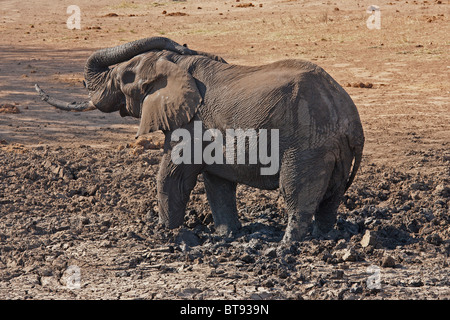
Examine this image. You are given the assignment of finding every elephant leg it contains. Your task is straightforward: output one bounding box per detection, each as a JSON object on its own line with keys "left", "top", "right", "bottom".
{"left": 280, "top": 149, "right": 334, "bottom": 242}
{"left": 157, "top": 153, "right": 203, "bottom": 229}
{"left": 313, "top": 185, "right": 345, "bottom": 235}
{"left": 314, "top": 142, "right": 353, "bottom": 235}
{"left": 203, "top": 171, "right": 241, "bottom": 235}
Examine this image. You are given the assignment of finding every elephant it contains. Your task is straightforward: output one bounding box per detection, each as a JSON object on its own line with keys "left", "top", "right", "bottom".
{"left": 35, "top": 36, "right": 364, "bottom": 242}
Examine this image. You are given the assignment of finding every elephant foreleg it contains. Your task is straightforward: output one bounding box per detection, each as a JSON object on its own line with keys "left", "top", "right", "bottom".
{"left": 203, "top": 172, "right": 241, "bottom": 235}
{"left": 157, "top": 153, "right": 203, "bottom": 229}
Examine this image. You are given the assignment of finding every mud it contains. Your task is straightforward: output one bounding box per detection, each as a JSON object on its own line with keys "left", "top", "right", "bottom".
{"left": 0, "top": 139, "right": 448, "bottom": 299}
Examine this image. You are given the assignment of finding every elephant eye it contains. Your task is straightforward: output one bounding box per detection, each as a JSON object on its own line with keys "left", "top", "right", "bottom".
{"left": 122, "top": 70, "right": 136, "bottom": 84}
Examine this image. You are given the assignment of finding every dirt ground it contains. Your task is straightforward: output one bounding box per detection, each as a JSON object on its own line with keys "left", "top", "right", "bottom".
{"left": 0, "top": 0, "right": 449, "bottom": 300}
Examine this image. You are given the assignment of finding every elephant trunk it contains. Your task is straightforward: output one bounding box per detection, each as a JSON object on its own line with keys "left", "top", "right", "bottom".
{"left": 36, "top": 37, "right": 193, "bottom": 113}
{"left": 34, "top": 84, "right": 95, "bottom": 111}
{"left": 84, "top": 37, "right": 192, "bottom": 88}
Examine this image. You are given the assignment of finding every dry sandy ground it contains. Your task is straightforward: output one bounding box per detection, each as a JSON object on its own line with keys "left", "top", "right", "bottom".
{"left": 0, "top": 0, "right": 449, "bottom": 300}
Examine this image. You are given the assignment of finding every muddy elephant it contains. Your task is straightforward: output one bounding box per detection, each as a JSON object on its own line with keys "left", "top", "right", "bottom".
{"left": 36, "top": 36, "right": 364, "bottom": 242}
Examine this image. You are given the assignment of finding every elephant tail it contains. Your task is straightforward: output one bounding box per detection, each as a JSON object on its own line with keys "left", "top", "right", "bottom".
{"left": 345, "top": 127, "right": 364, "bottom": 192}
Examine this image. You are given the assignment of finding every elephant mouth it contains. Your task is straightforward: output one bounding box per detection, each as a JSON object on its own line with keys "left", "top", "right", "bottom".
{"left": 119, "top": 104, "right": 130, "bottom": 117}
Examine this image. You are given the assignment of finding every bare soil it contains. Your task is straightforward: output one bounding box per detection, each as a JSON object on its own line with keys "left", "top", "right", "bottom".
{"left": 0, "top": 0, "right": 449, "bottom": 300}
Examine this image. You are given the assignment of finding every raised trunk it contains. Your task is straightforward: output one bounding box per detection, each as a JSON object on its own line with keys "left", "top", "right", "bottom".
{"left": 84, "top": 37, "right": 192, "bottom": 92}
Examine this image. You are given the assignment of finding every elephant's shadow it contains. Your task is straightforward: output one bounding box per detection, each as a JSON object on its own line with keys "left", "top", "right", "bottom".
{"left": 237, "top": 221, "right": 285, "bottom": 243}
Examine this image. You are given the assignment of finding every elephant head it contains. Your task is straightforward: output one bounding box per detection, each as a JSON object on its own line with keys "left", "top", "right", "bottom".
{"left": 35, "top": 36, "right": 226, "bottom": 136}
{"left": 110, "top": 51, "right": 203, "bottom": 135}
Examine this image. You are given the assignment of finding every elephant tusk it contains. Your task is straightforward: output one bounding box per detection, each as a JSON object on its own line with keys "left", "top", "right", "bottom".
{"left": 34, "top": 84, "right": 96, "bottom": 112}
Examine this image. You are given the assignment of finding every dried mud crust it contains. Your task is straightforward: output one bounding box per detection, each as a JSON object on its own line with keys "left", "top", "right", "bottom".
{"left": 0, "top": 144, "right": 448, "bottom": 300}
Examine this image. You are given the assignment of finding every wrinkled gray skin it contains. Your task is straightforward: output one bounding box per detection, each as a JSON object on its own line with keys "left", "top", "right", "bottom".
{"left": 36, "top": 37, "right": 364, "bottom": 242}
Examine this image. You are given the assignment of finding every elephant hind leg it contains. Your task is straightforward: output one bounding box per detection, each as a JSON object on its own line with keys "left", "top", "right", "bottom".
{"left": 314, "top": 142, "right": 353, "bottom": 235}
{"left": 313, "top": 184, "right": 346, "bottom": 235}
{"left": 203, "top": 172, "right": 241, "bottom": 235}
{"left": 280, "top": 149, "right": 335, "bottom": 242}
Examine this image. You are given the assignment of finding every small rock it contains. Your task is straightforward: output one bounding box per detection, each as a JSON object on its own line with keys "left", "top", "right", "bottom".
{"left": 99, "top": 240, "right": 112, "bottom": 248}
{"left": 51, "top": 165, "right": 62, "bottom": 175}
{"left": 349, "top": 283, "right": 363, "bottom": 294}
{"left": 87, "top": 185, "right": 99, "bottom": 196}
{"left": 411, "top": 182, "right": 426, "bottom": 191}
{"left": 264, "top": 279, "right": 275, "bottom": 288}
{"left": 406, "top": 220, "right": 421, "bottom": 233}
{"left": 425, "top": 233, "right": 442, "bottom": 245}
{"left": 380, "top": 255, "right": 396, "bottom": 268}
{"left": 250, "top": 292, "right": 273, "bottom": 300}
{"left": 264, "top": 247, "right": 277, "bottom": 258}
{"left": 42, "top": 160, "right": 52, "bottom": 168}
{"left": 0, "top": 104, "right": 21, "bottom": 114}
{"left": 320, "top": 251, "right": 333, "bottom": 263}
{"left": 342, "top": 248, "right": 358, "bottom": 262}
{"left": 246, "top": 238, "right": 263, "bottom": 251}
{"left": 360, "top": 230, "right": 378, "bottom": 248}
{"left": 335, "top": 239, "right": 347, "bottom": 250}
{"left": 180, "top": 287, "right": 202, "bottom": 296}
{"left": 24, "top": 170, "right": 39, "bottom": 181}
{"left": 433, "top": 184, "right": 450, "bottom": 198}
{"left": 115, "top": 270, "right": 130, "bottom": 277}
{"left": 40, "top": 276, "right": 59, "bottom": 287}
{"left": 127, "top": 231, "right": 145, "bottom": 241}
{"left": 240, "top": 254, "right": 255, "bottom": 264}
{"left": 39, "top": 268, "right": 53, "bottom": 277}
{"left": 277, "top": 268, "right": 289, "bottom": 279}
{"left": 409, "top": 279, "right": 424, "bottom": 287}
{"left": 410, "top": 191, "right": 421, "bottom": 200}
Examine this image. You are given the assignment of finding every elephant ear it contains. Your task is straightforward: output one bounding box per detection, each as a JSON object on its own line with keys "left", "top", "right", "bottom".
{"left": 136, "top": 57, "right": 202, "bottom": 137}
